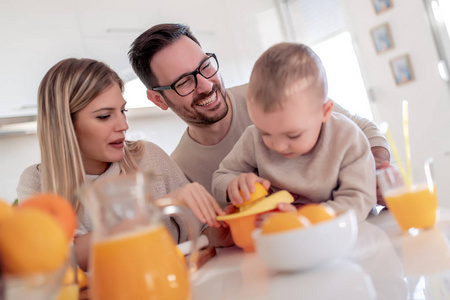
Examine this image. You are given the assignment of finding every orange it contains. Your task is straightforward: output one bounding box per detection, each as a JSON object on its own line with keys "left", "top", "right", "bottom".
{"left": 236, "top": 182, "right": 268, "bottom": 207}
{"left": 0, "top": 198, "right": 14, "bottom": 224}
{"left": 261, "top": 212, "right": 310, "bottom": 234}
{"left": 19, "top": 193, "right": 77, "bottom": 241}
{"left": 297, "top": 203, "right": 336, "bottom": 224}
{"left": 63, "top": 265, "right": 89, "bottom": 289}
{"left": 77, "top": 266, "right": 89, "bottom": 289}
{"left": 62, "top": 265, "right": 77, "bottom": 285}
{"left": 0, "top": 208, "right": 69, "bottom": 275}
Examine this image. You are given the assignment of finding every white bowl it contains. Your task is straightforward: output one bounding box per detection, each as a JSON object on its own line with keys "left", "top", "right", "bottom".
{"left": 252, "top": 209, "right": 358, "bottom": 272}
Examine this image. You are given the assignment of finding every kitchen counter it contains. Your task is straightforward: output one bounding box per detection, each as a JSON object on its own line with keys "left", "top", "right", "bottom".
{"left": 192, "top": 208, "right": 450, "bottom": 300}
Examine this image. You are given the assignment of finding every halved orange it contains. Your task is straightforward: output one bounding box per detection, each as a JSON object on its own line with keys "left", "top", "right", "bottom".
{"left": 261, "top": 212, "right": 310, "bottom": 234}
{"left": 236, "top": 182, "right": 268, "bottom": 208}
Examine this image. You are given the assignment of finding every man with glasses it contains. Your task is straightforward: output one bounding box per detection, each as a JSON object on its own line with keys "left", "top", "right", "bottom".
{"left": 151, "top": 53, "right": 219, "bottom": 97}
{"left": 128, "top": 23, "right": 390, "bottom": 213}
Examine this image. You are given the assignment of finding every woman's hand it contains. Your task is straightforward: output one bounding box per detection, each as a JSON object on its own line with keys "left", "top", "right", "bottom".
{"left": 227, "top": 173, "right": 270, "bottom": 206}
{"left": 74, "top": 233, "right": 92, "bottom": 271}
{"left": 202, "top": 225, "right": 234, "bottom": 248}
{"left": 167, "top": 182, "right": 225, "bottom": 228}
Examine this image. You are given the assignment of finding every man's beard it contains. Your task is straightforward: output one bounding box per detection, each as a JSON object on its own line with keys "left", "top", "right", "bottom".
{"left": 164, "top": 81, "right": 229, "bottom": 126}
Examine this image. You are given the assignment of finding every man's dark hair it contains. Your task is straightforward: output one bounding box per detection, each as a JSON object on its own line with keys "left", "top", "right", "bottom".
{"left": 128, "top": 23, "right": 201, "bottom": 89}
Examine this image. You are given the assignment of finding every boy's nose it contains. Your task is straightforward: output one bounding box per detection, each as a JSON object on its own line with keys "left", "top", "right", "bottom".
{"left": 271, "top": 141, "right": 288, "bottom": 153}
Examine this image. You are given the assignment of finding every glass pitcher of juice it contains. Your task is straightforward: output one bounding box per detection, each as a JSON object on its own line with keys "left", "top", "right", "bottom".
{"left": 82, "top": 172, "right": 199, "bottom": 300}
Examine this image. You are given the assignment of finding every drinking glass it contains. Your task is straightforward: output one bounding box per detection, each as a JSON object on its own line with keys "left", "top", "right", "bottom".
{"left": 56, "top": 246, "right": 79, "bottom": 300}
{"left": 82, "top": 172, "right": 199, "bottom": 300}
{"left": 377, "top": 158, "right": 438, "bottom": 232}
{"left": 3, "top": 255, "right": 68, "bottom": 300}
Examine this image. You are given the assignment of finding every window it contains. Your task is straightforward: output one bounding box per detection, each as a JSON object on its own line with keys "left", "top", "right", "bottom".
{"left": 279, "top": 0, "right": 373, "bottom": 119}
{"left": 123, "top": 78, "right": 154, "bottom": 109}
{"left": 313, "top": 32, "right": 373, "bottom": 120}
{"left": 424, "top": 0, "right": 450, "bottom": 84}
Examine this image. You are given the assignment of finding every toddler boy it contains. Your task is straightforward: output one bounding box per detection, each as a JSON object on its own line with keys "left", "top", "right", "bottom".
{"left": 212, "top": 43, "right": 376, "bottom": 222}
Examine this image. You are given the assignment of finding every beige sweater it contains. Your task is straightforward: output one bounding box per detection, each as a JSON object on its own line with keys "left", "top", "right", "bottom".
{"left": 171, "top": 83, "right": 389, "bottom": 195}
{"left": 212, "top": 113, "right": 376, "bottom": 222}
{"left": 16, "top": 141, "right": 193, "bottom": 243}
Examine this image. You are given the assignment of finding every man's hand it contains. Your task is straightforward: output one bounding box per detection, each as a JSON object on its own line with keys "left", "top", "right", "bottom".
{"left": 167, "top": 182, "right": 225, "bottom": 228}
{"left": 371, "top": 146, "right": 390, "bottom": 206}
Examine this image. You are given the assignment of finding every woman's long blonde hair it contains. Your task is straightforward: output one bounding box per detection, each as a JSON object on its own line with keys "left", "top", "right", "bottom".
{"left": 37, "top": 58, "right": 143, "bottom": 211}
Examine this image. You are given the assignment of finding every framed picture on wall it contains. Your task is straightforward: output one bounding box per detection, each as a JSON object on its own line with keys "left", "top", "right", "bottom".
{"left": 372, "top": 0, "right": 393, "bottom": 14}
{"left": 371, "top": 23, "right": 394, "bottom": 54}
{"left": 390, "top": 54, "right": 414, "bottom": 85}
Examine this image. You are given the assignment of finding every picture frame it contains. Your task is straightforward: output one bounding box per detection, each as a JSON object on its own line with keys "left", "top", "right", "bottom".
{"left": 371, "top": 23, "right": 394, "bottom": 54}
{"left": 390, "top": 54, "right": 414, "bottom": 85}
{"left": 372, "top": 0, "right": 393, "bottom": 14}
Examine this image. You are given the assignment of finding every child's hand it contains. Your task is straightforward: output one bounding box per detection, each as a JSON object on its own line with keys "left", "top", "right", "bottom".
{"left": 254, "top": 203, "right": 297, "bottom": 228}
{"left": 227, "top": 173, "right": 270, "bottom": 207}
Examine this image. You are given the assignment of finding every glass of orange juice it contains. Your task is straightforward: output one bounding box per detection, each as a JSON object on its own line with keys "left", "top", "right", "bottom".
{"left": 82, "top": 172, "right": 199, "bottom": 300}
{"left": 377, "top": 158, "right": 438, "bottom": 232}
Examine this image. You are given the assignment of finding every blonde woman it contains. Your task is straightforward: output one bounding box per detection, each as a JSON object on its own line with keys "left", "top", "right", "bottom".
{"left": 17, "top": 58, "right": 229, "bottom": 270}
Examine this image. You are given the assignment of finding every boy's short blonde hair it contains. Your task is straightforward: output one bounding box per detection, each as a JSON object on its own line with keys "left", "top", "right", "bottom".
{"left": 248, "top": 43, "right": 328, "bottom": 112}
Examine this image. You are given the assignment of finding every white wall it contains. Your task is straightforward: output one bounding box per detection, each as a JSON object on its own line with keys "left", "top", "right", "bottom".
{"left": 342, "top": 0, "right": 450, "bottom": 207}
{"left": 0, "top": 109, "right": 187, "bottom": 204}
{"left": 0, "top": 133, "right": 40, "bottom": 203}
{"left": 0, "top": 0, "right": 283, "bottom": 204}
{"left": 2, "top": 0, "right": 450, "bottom": 209}
{"left": 0, "top": 0, "right": 283, "bottom": 119}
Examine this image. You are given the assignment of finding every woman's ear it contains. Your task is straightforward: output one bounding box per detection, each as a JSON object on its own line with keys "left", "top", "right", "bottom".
{"left": 147, "top": 89, "right": 169, "bottom": 110}
{"left": 321, "top": 99, "right": 334, "bottom": 123}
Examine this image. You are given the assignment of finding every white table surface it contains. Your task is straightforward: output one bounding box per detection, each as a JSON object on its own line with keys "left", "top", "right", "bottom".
{"left": 192, "top": 208, "right": 450, "bottom": 300}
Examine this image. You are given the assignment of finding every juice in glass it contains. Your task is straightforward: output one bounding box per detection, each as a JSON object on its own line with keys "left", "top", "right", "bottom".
{"left": 91, "top": 225, "right": 190, "bottom": 300}
{"left": 385, "top": 185, "right": 437, "bottom": 231}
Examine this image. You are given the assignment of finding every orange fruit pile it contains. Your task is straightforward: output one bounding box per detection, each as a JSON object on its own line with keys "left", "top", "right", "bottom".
{"left": 261, "top": 203, "right": 336, "bottom": 234}
{"left": 0, "top": 194, "right": 77, "bottom": 276}
{"left": 18, "top": 193, "right": 77, "bottom": 241}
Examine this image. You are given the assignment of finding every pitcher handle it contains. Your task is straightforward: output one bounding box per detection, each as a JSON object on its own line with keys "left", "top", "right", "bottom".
{"left": 155, "top": 198, "right": 200, "bottom": 274}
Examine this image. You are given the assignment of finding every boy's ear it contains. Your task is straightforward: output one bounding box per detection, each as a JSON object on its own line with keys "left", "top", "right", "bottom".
{"left": 147, "top": 89, "right": 169, "bottom": 110}
{"left": 321, "top": 99, "right": 334, "bottom": 122}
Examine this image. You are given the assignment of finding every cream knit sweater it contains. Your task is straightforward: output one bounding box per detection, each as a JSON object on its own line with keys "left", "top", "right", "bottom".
{"left": 171, "top": 83, "right": 388, "bottom": 195}
{"left": 212, "top": 113, "right": 377, "bottom": 222}
{"left": 16, "top": 141, "right": 192, "bottom": 243}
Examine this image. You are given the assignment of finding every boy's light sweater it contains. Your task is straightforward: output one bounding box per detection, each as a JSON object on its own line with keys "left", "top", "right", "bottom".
{"left": 212, "top": 113, "right": 376, "bottom": 222}
{"left": 171, "top": 84, "right": 388, "bottom": 196}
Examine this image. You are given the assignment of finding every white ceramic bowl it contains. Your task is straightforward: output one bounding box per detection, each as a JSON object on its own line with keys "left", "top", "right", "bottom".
{"left": 252, "top": 209, "right": 358, "bottom": 272}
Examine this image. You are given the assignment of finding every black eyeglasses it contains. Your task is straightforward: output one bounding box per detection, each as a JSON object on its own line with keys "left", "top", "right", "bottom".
{"left": 151, "top": 53, "right": 219, "bottom": 97}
